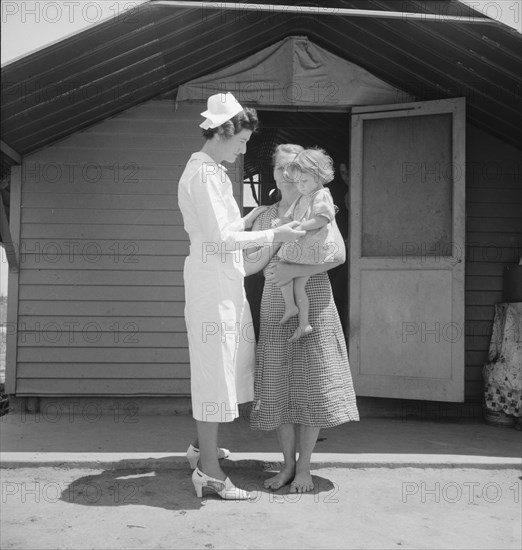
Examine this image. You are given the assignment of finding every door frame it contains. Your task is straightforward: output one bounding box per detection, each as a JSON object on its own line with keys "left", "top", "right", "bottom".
{"left": 349, "top": 97, "right": 466, "bottom": 401}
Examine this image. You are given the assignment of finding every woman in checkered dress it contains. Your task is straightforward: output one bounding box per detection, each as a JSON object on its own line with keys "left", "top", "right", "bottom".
{"left": 248, "top": 144, "right": 359, "bottom": 493}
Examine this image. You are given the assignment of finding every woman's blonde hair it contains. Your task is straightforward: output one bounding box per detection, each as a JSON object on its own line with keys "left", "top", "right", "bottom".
{"left": 295, "top": 147, "right": 335, "bottom": 185}
{"left": 272, "top": 143, "right": 304, "bottom": 164}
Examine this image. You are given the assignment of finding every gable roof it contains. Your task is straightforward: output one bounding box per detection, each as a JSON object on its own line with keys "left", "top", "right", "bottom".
{"left": 1, "top": 0, "right": 521, "bottom": 157}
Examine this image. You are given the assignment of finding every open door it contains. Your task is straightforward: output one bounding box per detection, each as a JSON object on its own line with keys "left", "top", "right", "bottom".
{"left": 350, "top": 98, "right": 465, "bottom": 402}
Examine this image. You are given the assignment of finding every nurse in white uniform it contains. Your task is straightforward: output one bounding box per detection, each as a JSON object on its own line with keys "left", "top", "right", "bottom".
{"left": 178, "top": 93, "right": 305, "bottom": 500}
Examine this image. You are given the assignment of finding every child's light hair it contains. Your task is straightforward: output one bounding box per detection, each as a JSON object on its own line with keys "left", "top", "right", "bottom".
{"left": 295, "top": 148, "right": 335, "bottom": 185}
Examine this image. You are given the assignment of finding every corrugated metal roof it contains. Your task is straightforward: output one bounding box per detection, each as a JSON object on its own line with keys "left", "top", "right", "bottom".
{"left": 1, "top": 0, "right": 521, "bottom": 156}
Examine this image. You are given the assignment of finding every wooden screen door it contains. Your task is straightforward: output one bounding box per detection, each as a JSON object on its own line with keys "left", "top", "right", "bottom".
{"left": 349, "top": 98, "right": 465, "bottom": 402}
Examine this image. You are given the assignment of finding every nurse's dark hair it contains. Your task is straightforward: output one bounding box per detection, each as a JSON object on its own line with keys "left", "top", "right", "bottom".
{"left": 202, "top": 107, "right": 259, "bottom": 139}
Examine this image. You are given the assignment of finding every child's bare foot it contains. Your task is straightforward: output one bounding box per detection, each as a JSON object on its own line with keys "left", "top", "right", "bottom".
{"left": 288, "top": 325, "right": 313, "bottom": 342}
{"left": 263, "top": 466, "right": 296, "bottom": 490}
{"left": 289, "top": 472, "right": 314, "bottom": 493}
{"left": 280, "top": 306, "right": 299, "bottom": 325}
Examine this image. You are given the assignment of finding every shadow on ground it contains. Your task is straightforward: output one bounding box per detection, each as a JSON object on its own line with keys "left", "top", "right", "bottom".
{"left": 59, "top": 459, "right": 336, "bottom": 511}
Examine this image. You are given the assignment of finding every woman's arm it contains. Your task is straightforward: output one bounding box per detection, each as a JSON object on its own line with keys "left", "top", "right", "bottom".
{"left": 243, "top": 213, "right": 282, "bottom": 276}
{"left": 188, "top": 167, "right": 304, "bottom": 249}
{"left": 243, "top": 244, "right": 279, "bottom": 276}
{"left": 266, "top": 257, "right": 344, "bottom": 287}
{"left": 242, "top": 206, "right": 270, "bottom": 229}
{"left": 267, "top": 212, "right": 346, "bottom": 285}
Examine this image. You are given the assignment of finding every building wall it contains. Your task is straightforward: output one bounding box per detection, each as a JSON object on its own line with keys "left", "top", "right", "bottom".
{"left": 11, "top": 98, "right": 521, "bottom": 400}
{"left": 464, "top": 125, "right": 522, "bottom": 399}
{"left": 14, "top": 100, "right": 241, "bottom": 395}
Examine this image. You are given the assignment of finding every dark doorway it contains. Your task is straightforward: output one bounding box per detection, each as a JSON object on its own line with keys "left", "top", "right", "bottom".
{"left": 244, "top": 110, "right": 350, "bottom": 338}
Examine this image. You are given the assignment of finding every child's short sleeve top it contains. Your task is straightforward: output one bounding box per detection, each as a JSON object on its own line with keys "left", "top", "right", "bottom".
{"left": 286, "top": 188, "right": 336, "bottom": 224}
{"left": 279, "top": 188, "right": 339, "bottom": 265}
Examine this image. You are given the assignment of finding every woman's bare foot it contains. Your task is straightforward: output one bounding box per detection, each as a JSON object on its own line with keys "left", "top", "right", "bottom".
{"left": 280, "top": 306, "right": 299, "bottom": 325}
{"left": 288, "top": 324, "right": 313, "bottom": 342}
{"left": 264, "top": 466, "right": 295, "bottom": 490}
{"left": 289, "top": 471, "right": 314, "bottom": 493}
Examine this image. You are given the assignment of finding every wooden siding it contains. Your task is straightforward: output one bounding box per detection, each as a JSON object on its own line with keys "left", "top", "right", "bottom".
{"left": 464, "top": 125, "right": 522, "bottom": 399}
{"left": 15, "top": 100, "right": 221, "bottom": 395}
{"left": 4, "top": 167, "right": 22, "bottom": 394}
{"left": 12, "top": 99, "right": 521, "bottom": 401}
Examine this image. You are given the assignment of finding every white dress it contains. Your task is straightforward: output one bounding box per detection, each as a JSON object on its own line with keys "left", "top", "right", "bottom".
{"left": 178, "top": 152, "right": 274, "bottom": 422}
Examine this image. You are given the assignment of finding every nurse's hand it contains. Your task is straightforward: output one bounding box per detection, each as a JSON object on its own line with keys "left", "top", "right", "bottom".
{"left": 273, "top": 221, "right": 306, "bottom": 242}
{"left": 243, "top": 205, "right": 270, "bottom": 229}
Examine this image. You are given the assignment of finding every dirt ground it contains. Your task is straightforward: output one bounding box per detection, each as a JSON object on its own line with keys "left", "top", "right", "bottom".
{"left": 1, "top": 465, "right": 520, "bottom": 550}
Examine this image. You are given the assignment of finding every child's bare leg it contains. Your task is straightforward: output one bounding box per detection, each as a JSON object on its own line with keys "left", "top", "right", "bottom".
{"left": 280, "top": 278, "right": 299, "bottom": 325}
{"left": 289, "top": 276, "right": 313, "bottom": 342}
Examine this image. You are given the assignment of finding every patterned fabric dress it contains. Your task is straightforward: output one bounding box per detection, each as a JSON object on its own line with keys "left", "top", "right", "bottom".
{"left": 250, "top": 204, "right": 360, "bottom": 430}
{"left": 278, "top": 188, "right": 338, "bottom": 265}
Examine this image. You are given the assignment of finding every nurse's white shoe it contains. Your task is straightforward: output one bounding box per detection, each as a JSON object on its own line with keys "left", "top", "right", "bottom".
{"left": 192, "top": 467, "right": 251, "bottom": 500}
{"left": 186, "top": 444, "right": 231, "bottom": 469}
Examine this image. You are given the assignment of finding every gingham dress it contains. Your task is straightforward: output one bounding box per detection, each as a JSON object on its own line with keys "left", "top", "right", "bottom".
{"left": 250, "top": 205, "right": 360, "bottom": 430}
